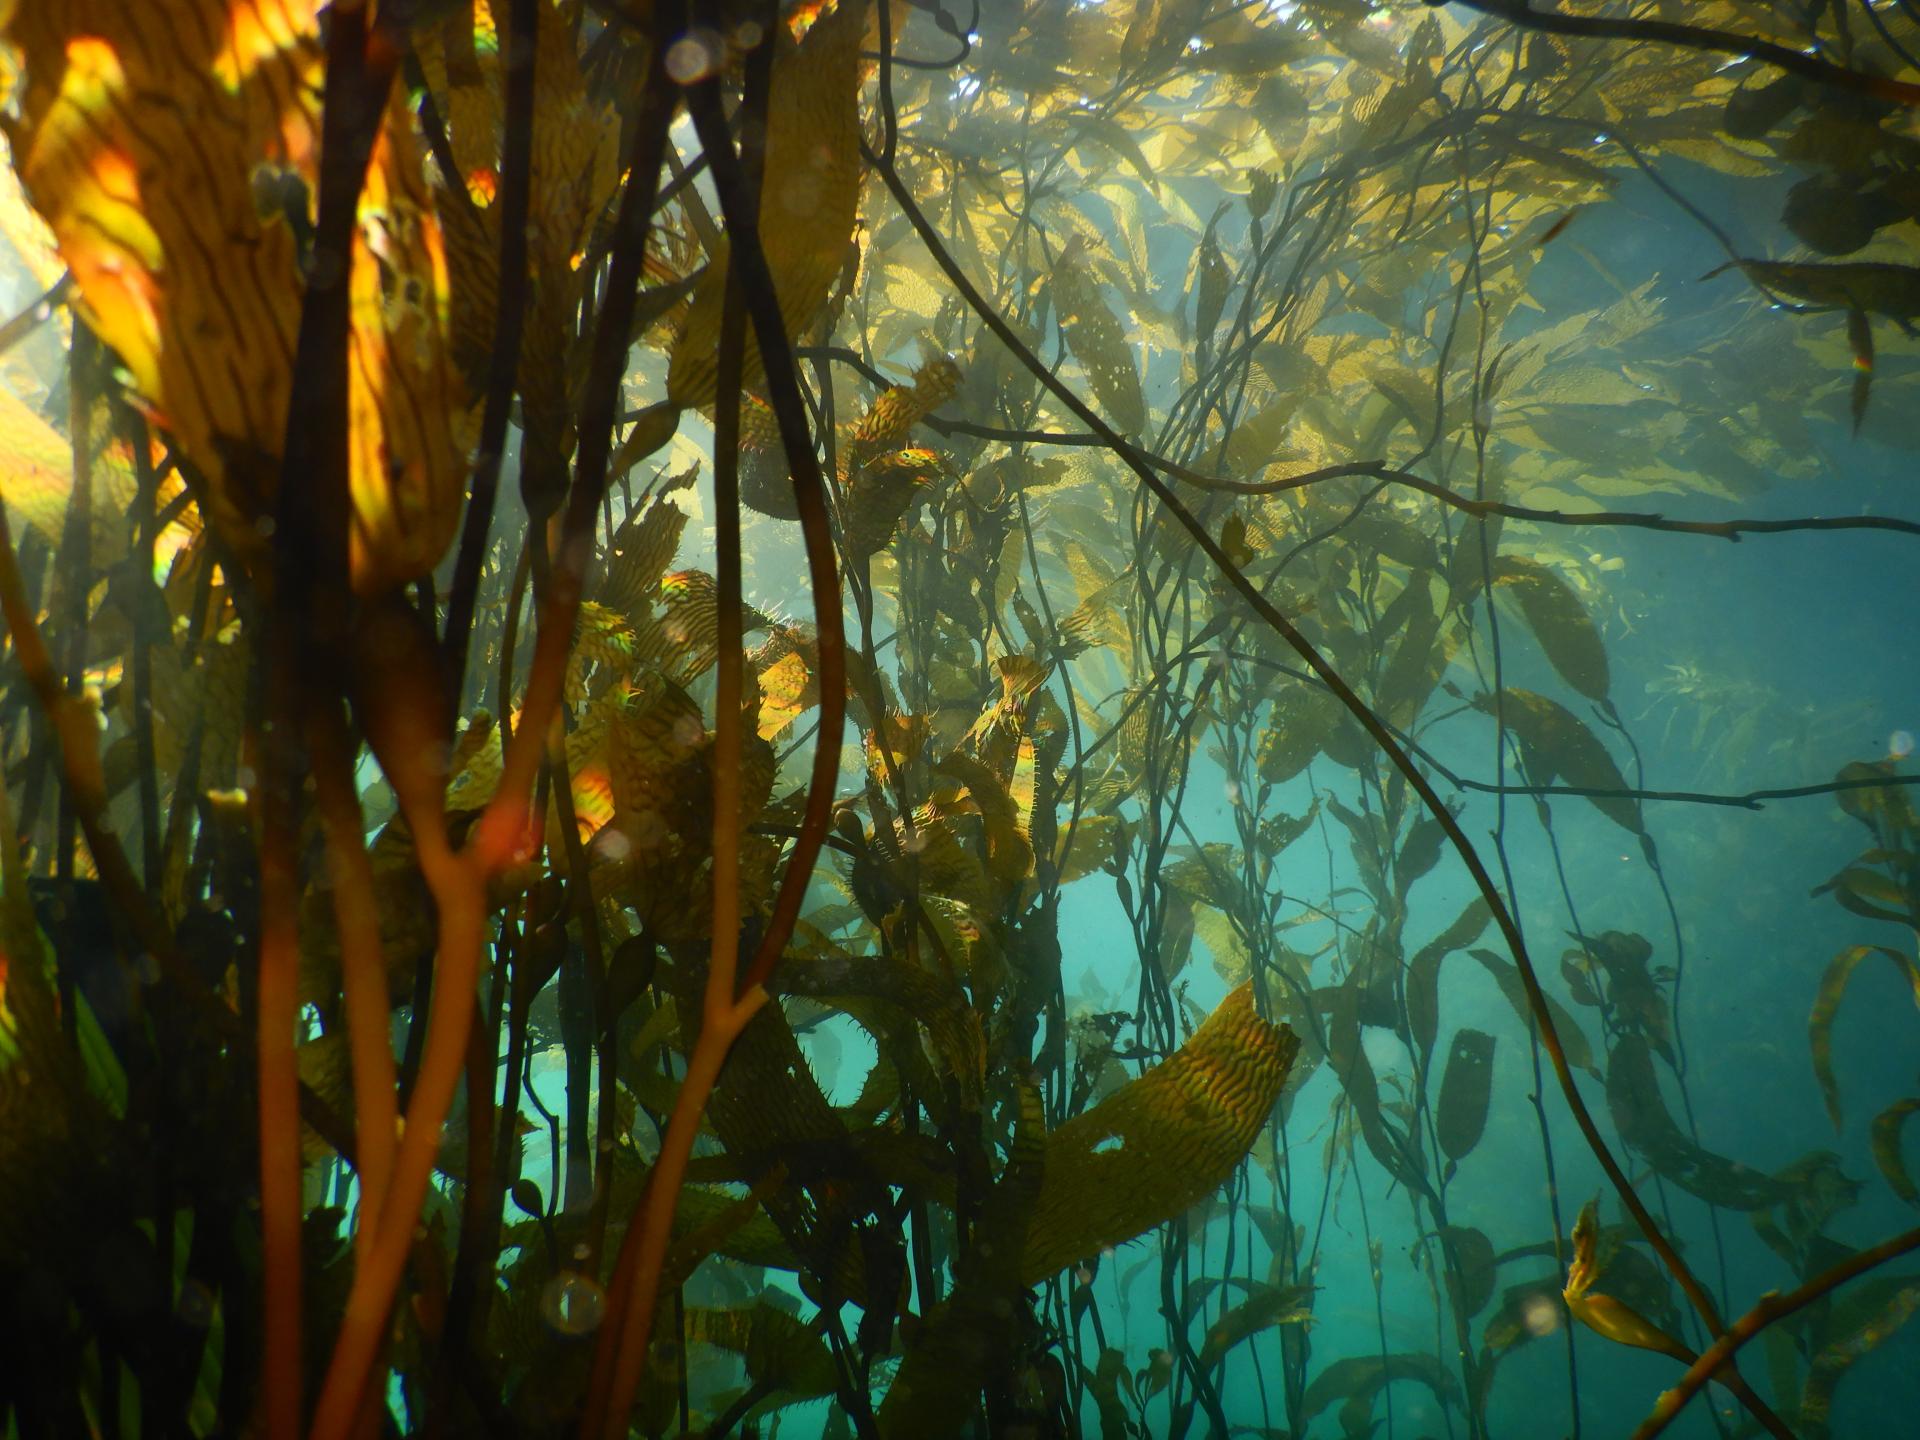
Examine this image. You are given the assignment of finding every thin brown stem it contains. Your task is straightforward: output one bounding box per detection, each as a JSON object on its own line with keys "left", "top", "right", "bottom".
{"left": 442, "top": 0, "right": 540, "bottom": 702}
{"left": 261, "top": 5, "right": 395, "bottom": 1427}
{"left": 307, "top": 700, "right": 399, "bottom": 1250}
{"left": 1630, "top": 1225, "right": 1920, "bottom": 1440}
{"left": 1440, "top": 0, "right": 1920, "bottom": 106}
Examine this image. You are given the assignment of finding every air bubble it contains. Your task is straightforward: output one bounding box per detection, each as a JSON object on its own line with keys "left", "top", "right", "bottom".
{"left": 540, "top": 1271, "right": 606, "bottom": 1335}
{"left": 665, "top": 30, "right": 723, "bottom": 85}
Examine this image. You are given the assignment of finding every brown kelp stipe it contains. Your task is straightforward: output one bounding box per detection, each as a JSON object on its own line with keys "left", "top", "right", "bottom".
{"left": 857, "top": 17, "right": 1801, "bottom": 1438}
{"left": 1437, "top": 0, "right": 1920, "bottom": 107}
{"left": 260, "top": 4, "right": 395, "bottom": 1432}
{"left": 1631, "top": 1224, "right": 1920, "bottom": 1440}
{"left": 304, "top": 12, "right": 681, "bottom": 1437}
{"left": 803, "top": 344, "right": 1920, "bottom": 540}
{"left": 439, "top": 0, "right": 539, "bottom": 701}
{"left": 583, "top": 12, "right": 849, "bottom": 1428}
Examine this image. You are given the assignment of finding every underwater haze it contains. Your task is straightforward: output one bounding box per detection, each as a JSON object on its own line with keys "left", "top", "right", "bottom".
{"left": 1, "top": 0, "right": 1919, "bottom": 1437}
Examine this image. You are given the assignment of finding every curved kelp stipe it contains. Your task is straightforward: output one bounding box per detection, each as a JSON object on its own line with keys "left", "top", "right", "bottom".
{"left": 585, "top": 11, "right": 853, "bottom": 1432}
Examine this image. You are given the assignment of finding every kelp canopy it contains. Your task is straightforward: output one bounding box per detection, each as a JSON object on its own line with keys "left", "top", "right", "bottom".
{"left": 0, "top": 0, "right": 1918, "bottom": 1435}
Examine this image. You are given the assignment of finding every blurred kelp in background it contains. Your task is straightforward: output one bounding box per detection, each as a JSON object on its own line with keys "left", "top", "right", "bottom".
{"left": 0, "top": 0, "right": 1918, "bottom": 1436}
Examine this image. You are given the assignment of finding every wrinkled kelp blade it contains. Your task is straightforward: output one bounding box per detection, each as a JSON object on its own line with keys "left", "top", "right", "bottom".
{"left": 1022, "top": 981, "right": 1299, "bottom": 1283}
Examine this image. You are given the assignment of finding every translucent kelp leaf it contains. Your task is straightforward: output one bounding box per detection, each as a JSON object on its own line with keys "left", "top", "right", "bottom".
{"left": 1809, "top": 944, "right": 1920, "bottom": 1130}
{"left": 606, "top": 672, "right": 706, "bottom": 825}
{"left": 1050, "top": 240, "right": 1146, "bottom": 436}
{"left": 779, "top": 951, "right": 987, "bottom": 1110}
{"left": 1021, "top": 982, "right": 1298, "bottom": 1283}
{"left": 1568, "top": 1290, "right": 1693, "bottom": 1362}
{"left": 1491, "top": 556, "right": 1611, "bottom": 702}
{"left": 1195, "top": 1281, "right": 1315, "bottom": 1369}
{"left": 1439, "top": 1224, "right": 1497, "bottom": 1318}
{"left": 1833, "top": 759, "right": 1918, "bottom": 841}
{"left": 1406, "top": 899, "right": 1493, "bottom": 1069}
{"left": 1395, "top": 814, "right": 1446, "bottom": 899}
{"left": 1299, "top": 1353, "right": 1460, "bottom": 1434}
{"left": 1120, "top": 0, "right": 1196, "bottom": 72}
{"left": 5, "top": 1, "right": 468, "bottom": 594}
{"left": 1257, "top": 681, "right": 1347, "bottom": 783}
{"left": 1223, "top": 398, "right": 1299, "bottom": 478}
{"left": 1800, "top": 1274, "right": 1920, "bottom": 1437}
{"left": 598, "top": 491, "right": 692, "bottom": 619}
{"left": 683, "top": 1302, "right": 837, "bottom": 1405}
{"left": 755, "top": 648, "right": 814, "bottom": 741}
{"left": 1576, "top": 930, "right": 1674, "bottom": 1062}
{"left": 1473, "top": 688, "right": 1642, "bottom": 835}
{"left": 0, "top": 156, "right": 65, "bottom": 291}
{"left": 1194, "top": 904, "right": 1251, "bottom": 986}
{"left": 666, "top": 0, "right": 869, "bottom": 407}
{"left": 1870, "top": 1097, "right": 1920, "bottom": 1206}
{"left": 1563, "top": 1198, "right": 1691, "bottom": 1360}
{"left": 567, "top": 601, "right": 637, "bottom": 702}
{"left": 1373, "top": 574, "right": 1446, "bottom": 729}
{"left": 645, "top": 569, "right": 722, "bottom": 679}
{"left": 1320, "top": 977, "right": 1431, "bottom": 1198}
{"left": 1053, "top": 812, "right": 1122, "bottom": 886}
{"left": 853, "top": 355, "right": 962, "bottom": 454}
{"left": 1468, "top": 947, "right": 1598, "bottom": 1078}
{"left": 1606, "top": 1033, "right": 1788, "bottom": 1210}
{"left": 1436, "top": 1029, "right": 1495, "bottom": 1166}
{"left": 1260, "top": 799, "right": 1321, "bottom": 860}
{"left": 1706, "top": 257, "right": 1920, "bottom": 323}
{"left": 342, "top": 87, "right": 471, "bottom": 593}
{"left": 1192, "top": 208, "right": 1231, "bottom": 343}
{"left": 1810, "top": 865, "right": 1914, "bottom": 927}
{"left": 664, "top": 1179, "right": 798, "bottom": 1281}
{"left": 1082, "top": 1349, "right": 1132, "bottom": 1440}
{"left": 842, "top": 447, "right": 939, "bottom": 558}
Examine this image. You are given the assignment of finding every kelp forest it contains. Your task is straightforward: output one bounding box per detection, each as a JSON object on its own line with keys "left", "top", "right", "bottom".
{"left": 3, "top": 0, "right": 1920, "bottom": 1435}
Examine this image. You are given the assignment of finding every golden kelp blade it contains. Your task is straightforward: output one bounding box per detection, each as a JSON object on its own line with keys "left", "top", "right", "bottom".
{"left": 664, "top": 0, "right": 869, "bottom": 409}
{"left": 3, "top": 0, "right": 468, "bottom": 595}
{"left": 1050, "top": 238, "right": 1146, "bottom": 435}
{"left": 1870, "top": 1096, "right": 1920, "bottom": 1206}
{"left": 1808, "top": 943, "right": 1920, "bottom": 1132}
{"left": 346, "top": 80, "right": 469, "bottom": 593}
{"left": 1020, "top": 981, "right": 1298, "bottom": 1284}
{"left": 850, "top": 355, "right": 961, "bottom": 454}
{"left": 6, "top": 4, "right": 312, "bottom": 526}
{"left": 1564, "top": 1197, "right": 1692, "bottom": 1361}
{"left": 411, "top": 0, "right": 619, "bottom": 425}
{"left": 1489, "top": 555, "right": 1611, "bottom": 703}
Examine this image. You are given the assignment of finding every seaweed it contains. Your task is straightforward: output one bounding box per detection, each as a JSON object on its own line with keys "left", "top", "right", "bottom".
{"left": 2, "top": 0, "right": 1919, "bottom": 1436}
